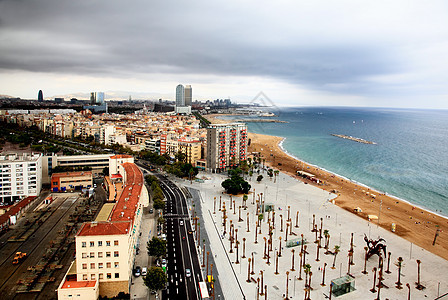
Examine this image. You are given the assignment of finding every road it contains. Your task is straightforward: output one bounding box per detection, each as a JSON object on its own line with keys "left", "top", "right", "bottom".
{"left": 156, "top": 174, "right": 203, "bottom": 300}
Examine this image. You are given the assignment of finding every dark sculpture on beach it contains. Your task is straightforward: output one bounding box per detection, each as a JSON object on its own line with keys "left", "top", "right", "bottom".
{"left": 364, "top": 234, "right": 387, "bottom": 259}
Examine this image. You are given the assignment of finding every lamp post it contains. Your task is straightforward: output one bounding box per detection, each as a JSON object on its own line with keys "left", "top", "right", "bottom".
{"left": 247, "top": 258, "right": 252, "bottom": 282}
{"left": 251, "top": 252, "right": 255, "bottom": 275}
{"left": 291, "top": 249, "right": 295, "bottom": 271}
{"left": 295, "top": 211, "right": 299, "bottom": 228}
{"left": 370, "top": 267, "right": 377, "bottom": 293}
{"left": 242, "top": 238, "right": 246, "bottom": 258}
{"left": 321, "top": 262, "right": 327, "bottom": 286}
{"left": 275, "top": 251, "right": 279, "bottom": 275}
{"left": 285, "top": 271, "right": 290, "bottom": 300}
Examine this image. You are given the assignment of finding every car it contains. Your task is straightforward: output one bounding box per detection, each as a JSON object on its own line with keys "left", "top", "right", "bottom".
{"left": 185, "top": 268, "right": 191, "bottom": 278}
{"left": 142, "top": 267, "right": 147, "bottom": 276}
{"left": 182, "top": 236, "right": 186, "bottom": 241}
{"left": 149, "top": 208, "right": 154, "bottom": 213}
{"left": 179, "top": 220, "right": 184, "bottom": 226}
{"left": 134, "top": 266, "right": 142, "bottom": 277}
{"left": 161, "top": 259, "right": 167, "bottom": 268}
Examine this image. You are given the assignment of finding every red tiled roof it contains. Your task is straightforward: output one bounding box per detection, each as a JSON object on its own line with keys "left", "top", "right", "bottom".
{"left": 0, "top": 196, "right": 36, "bottom": 225}
{"left": 110, "top": 154, "right": 133, "bottom": 159}
{"left": 77, "top": 221, "right": 130, "bottom": 236}
{"left": 110, "top": 162, "right": 143, "bottom": 222}
{"left": 61, "top": 278, "right": 97, "bottom": 289}
{"left": 110, "top": 174, "right": 122, "bottom": 179}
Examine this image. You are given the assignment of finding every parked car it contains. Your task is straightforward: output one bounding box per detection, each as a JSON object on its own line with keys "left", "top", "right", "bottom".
{"left": 142, "top": 267, "right": 147, "bottom": 276}
{"left": 133, "top": 266, "right": 141, "bottom": 277}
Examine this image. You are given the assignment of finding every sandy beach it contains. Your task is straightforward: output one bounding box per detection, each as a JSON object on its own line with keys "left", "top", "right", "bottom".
{"left": 206, "top": 114, "right": 448, "bottom": 261}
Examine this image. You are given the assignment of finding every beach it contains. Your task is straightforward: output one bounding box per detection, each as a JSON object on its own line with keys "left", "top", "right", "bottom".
{"left": 206, "top": 114, "right": 448, "bottom": 261}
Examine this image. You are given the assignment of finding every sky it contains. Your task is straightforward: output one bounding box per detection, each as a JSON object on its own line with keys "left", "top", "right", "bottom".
{"left": 0, "top": 0, "right": 448, "bottom": 108}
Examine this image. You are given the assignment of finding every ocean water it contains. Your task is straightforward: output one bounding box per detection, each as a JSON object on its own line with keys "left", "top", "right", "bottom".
{"left": 223, "top": 107, "right": 448, "bottom": 216}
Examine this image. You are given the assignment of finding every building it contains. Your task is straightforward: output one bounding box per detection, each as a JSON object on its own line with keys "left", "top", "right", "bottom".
{"left": 51, "top": 171, "right": 93, "bottom": 192}
{"left": 0, "top": 153, "right": 42, "bottom": 204}
{"left": 178, "top": 138, "right": 202, "bottom": 166}
{"left": 184, "top": 85, "right": 192, "bottom": 106}
{"left": 96, "top": 92, "right": 105, "bottom": 105}
{"left": 38, "top": 90, "right": 44, "bottom": 102}
{"left": 206, "top": 123, "right": 247, "bottom": 172}
{"left": 175, "top": 84, "right": 185, "bottom": 107}
{"left": 57, "top": 155, "right": 149, "bottom": 298}
{"left": 42, "top": 154, "right": 113, "bottom": 184}
{"left": 90, "top": 93, "right": 96, "bottom": 105}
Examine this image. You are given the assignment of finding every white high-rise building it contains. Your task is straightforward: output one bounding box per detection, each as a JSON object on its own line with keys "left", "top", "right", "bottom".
{"left": 0, "top": 153, "right": 42, "bottom": 203}
{"left": 175, "top": 84, "right": 185, "bottom": 107}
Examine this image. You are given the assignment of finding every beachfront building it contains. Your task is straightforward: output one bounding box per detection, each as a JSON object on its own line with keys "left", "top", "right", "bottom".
{"left": 57, "top": 155, "right": 149, "bottom": 299}
{"left": 206, "top": 123, "right": 247, "bottom": 173}
{"left": 0, "top": 153, "right": 42, "bottom": 204}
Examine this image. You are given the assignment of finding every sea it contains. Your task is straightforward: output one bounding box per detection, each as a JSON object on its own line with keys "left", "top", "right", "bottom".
{"left": 220, "top": 107, "right": 448, "bottom": 217}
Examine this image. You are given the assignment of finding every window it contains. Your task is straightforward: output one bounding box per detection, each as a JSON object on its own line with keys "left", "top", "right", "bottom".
{"left": 82, "top": 242, "right": 86, "bottom": 248}
{"left": 107, "top": 273, "right": 111, "bottom": 279}
{"left": 98, "top": 263, "right": 103, "bottom": 269}
{"left": 114, "top": 240, "right": 119, "bottom": 246}
{"left": 106, "top": 262, "right": 111, "bottom": 268}
{"left": 52, "top": 182, "right": 58, "bottom": 186}
{"left": 91, "top": 274, "right": 96, "bottom": 280}
{"left": 98, "top": 252, "right": 103, "bottom": 258}
{"left": 83, "top": 274, "right": 88, "bottom": 280}
{"left": 98, "top": 241, "right": 102, "bottom": 247}
{"left": 90, "top": 241, "right": 94, "bottom": 247}
{"left": 114, "top": 262, "right": 119, "bottom": 268}
{"left": 99, "top": 273, "right": 103, "bottom": 279}
{"left": 90, "top": 263, "right": 95, "bottom": 269}
{"left": 82, "top": 253, "right": 87, "bottom": 259}
{"left": 114, "top": 251, "right": 119, "bottom": 257}
{"left": 90, "top": 252, "right": 95, "bottom": 258}
{"left": 106, "top": 252, "right": 111, "bottom": 257}
{"left": 82, "top": 264, "right": 87, "bottom": 270}
{"left": 106, "top": 241, "right": 111, "bottom": 246}
{"left": 115, "top": 273, "right": 119, "bottom": 278}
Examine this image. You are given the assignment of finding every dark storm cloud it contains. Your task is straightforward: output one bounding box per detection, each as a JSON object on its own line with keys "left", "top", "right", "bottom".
{"left": 0, "top": 0, "right": 447, "bottom": 99}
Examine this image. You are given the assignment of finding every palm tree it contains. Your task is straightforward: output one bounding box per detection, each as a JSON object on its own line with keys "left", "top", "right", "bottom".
{"left": 323, "top": 230, "right": 330, "bottom": 250}
{"left": 243, "top": 194, "right": 248, "bottom": 209}
{"left": 304, "top": 264, "right": 312, "bottom": 288}
{"left": 274, "top": 170, "right": 279, "bottom": 183}
{"left": 332, "top": 245, "right": 340, "bottom": 269}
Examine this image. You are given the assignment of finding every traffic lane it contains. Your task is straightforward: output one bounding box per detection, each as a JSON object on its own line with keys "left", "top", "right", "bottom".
{"left": 179, "top": 220, "right": 200, "bottom": 300}
{"left": 185, "top": 220, "right": 202, "bottom": 287}
{"left": 165, "top": 218, "right": 187, "bottom": 299}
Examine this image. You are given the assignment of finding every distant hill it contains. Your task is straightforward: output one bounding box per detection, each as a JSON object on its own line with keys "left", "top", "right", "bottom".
{"left": 0, "top": 94, "right": 16, "bottom": 99}
{"left": 51, "top": 91, "right": 175, "bottom": 101}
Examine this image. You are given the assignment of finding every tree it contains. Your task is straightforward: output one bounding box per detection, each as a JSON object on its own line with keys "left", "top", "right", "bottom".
{"left": 147, "top": 237, "right": 167, "bottom": 258}
{"left": 143, "top": 267, "right": 167, "bottom": 291}
{"left": 267, "top": 168, "right": 273, "bottom": 179}
{"left": 332, "top": 245, "right": 340, "bottom": 269}
{"left": 257, "top": 175, "right": 263, "bottom": 182}
{"left": 102, "top": 166, "right": 109, "bottom": 175}
{"left": 221, "top": 174, "right": 251, "bottom": 195}
{"left": 274, "top": 170, "right": 279, "bottom": 183}
{"left": 153, "top": 198, "right": 165, "bottom": 210}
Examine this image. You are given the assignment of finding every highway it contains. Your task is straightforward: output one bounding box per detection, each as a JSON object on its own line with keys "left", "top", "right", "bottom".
{"left": 156, "top": 174, "right": 203, "bottom": 300}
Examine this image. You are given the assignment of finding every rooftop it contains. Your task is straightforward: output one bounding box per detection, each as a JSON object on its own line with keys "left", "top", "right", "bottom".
{"left": 77, "top": 221, "right": 130, "bottom": 236}
{"left": 61, "top": 278, "right": 97, "bottom": 289}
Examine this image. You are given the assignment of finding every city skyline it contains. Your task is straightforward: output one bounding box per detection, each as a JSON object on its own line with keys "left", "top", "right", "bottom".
{"left": 1, "top": 1, "right": 448, "bottom": 108}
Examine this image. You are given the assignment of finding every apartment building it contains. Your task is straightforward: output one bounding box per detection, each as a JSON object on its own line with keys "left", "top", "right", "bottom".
{"left": 178, "top": 138, "right": 202, "bottom": 166}
{"left": 206, "top": 123, "right": 247, "bottom": 172}
{"left": 0, "top": 153, "right": 42, "bottom": 204}
{"left": 51, "top": 171, "right": 93, "bottom": 192}
{"left": 58, "top": 156, "right": 149, "bottom": 299}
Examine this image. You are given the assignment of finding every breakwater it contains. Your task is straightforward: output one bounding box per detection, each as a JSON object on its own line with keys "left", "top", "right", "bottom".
{"left": 331, "top": 134, "right": 376, "bottom": 144}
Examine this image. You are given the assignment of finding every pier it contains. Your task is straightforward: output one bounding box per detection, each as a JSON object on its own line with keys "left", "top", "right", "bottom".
{"left": 331, "top": 134, "right": 376, "bottom": 144}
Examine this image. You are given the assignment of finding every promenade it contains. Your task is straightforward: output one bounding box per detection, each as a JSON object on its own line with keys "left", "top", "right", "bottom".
{"left": 180, "top": 170, "right": 448, "bottom": 299}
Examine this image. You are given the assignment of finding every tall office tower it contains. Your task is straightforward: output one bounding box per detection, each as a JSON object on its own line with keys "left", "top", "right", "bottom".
{"left": 175, "top": 84, "right": 185, "bottom": 107}
{"left": 90, "top": 92, "right": 96, "bottom": 105}
{"left": 38, "top": 90, "right": 43, "bottom": 102}
{"left": 206, "top": 123, "right": 248, "bottom": 173}
{"left": 184, "top": 85, "right": 192, "bottom": 106}
{"left": 96, "top": 92, "right": 105, "bottom": 105}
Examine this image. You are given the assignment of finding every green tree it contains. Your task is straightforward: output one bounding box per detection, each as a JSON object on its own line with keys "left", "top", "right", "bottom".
{"left": 257, "top": 175, "right": 263, "bottom": 182}
{"left": 153, "top": 198, "right": 165, "bottom": 210}
{"left": 221, "top": 173, "right": 251, "bottom": 195}
{"left": 143, "top": 267, "right": 167, "bottom": 291}
{"left": 267, "top": 168, "right": 273, "bottom": 178}
{"left": 147, "top": 237, "right": 167, "bottom": 258}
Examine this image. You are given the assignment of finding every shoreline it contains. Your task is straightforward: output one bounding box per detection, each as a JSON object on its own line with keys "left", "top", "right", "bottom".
{"left": 248, "top": 131, "right": 448, "bottom": 260}
{"left": 203, "top": 114, "right": 448, "bottom": 260}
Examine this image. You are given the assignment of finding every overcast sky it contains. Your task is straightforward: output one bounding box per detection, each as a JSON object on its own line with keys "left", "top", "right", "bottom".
{"left": 1, "top": 0, "right": 447, "bottom": 108}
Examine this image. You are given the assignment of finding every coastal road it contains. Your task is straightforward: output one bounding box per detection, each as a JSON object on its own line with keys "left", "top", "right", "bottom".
{"left": 156, "top": 174, "right": 203, "bottom": 300}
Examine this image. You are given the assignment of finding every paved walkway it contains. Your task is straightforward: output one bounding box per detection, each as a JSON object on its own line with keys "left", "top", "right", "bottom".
{"left": 179, "top": 170, "right": 448, "bottom": 300}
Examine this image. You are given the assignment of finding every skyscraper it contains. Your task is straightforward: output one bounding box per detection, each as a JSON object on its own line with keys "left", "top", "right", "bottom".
{"left": 176, "top": 84, "right": 185, "bottom": 107}
{"left": 38, "top": 90, "right": 43, "bottom": 102}
{"left": 90, "top": 92, "right": 96, "bottom": 105}
{"left": 184, "top": 85, "right": 192, "bottom": 106}
{"left": 96, "top": 92, "right": 105, "bottom": 105}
